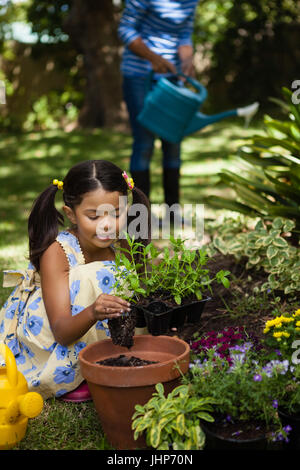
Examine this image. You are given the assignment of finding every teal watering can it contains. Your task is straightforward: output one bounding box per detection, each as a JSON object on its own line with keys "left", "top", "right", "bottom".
{"left": 137, "top": 74, "right": 259, "bottom": 144}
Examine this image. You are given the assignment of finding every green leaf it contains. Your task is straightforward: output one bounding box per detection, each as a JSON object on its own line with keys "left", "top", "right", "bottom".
{"left": 273, "top": 237, "right": 288, "bottom": 248}
{"left": 283, "top": 219, "right": 296, "bottom": 232}
{"left": 155, "top": 383, "right": 165, "bottom": 397}
{"left": 150, "top": 424, "right": 161, "bottom": 448}
{"left": 176, "top": 414, "right": 185, "bottom": 436}
{"left": 197, "top": 411, "right": 215, "bottom": 422}
{"left": 266, "top": 245, "right": 278, "bottom": 259}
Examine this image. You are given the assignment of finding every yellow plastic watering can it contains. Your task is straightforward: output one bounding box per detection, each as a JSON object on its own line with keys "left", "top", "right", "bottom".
{"left": 0, "top": 343, "right": 43, "bottom": 450}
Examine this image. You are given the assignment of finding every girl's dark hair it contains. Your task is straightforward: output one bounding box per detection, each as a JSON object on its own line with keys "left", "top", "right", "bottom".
{"left": 28, "top": 160, "right": 151, "bottom": 271}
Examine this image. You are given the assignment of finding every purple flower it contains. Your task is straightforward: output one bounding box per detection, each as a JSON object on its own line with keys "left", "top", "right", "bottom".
{"left": 272, "top": 400, "right": 278, "bottom": 409}
{"left": 253, "top": 374, "right": 262, "bottom": 382}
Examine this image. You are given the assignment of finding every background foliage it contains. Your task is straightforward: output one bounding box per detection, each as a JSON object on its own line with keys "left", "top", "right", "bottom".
{"left": 0, "top": 0, "right": 299, "bottom": 130}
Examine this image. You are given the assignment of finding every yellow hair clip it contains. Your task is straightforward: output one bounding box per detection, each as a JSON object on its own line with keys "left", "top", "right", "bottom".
{"left": 53, "top": 179, "right": 64, "bottom": 190}
{"left": 122, "top": 171, "right": 134, "bottom": 190}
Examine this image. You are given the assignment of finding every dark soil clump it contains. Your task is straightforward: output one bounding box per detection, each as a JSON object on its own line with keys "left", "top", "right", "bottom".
{"left": 96, "top": 354, "right": 158, "bottom": 367}
{"left": 108, "top": 311, "right": 136, "bottom": 349}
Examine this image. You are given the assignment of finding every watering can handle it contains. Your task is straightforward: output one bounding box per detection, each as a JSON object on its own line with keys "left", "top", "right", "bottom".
{"left": 177, "top": 73, "right": 208, "bottom": 102}
{"left": 145, "top": 71, "right": 207, "bottom": 102}
{"left": 0, "top": 343, "right": 18, "bottom": 387}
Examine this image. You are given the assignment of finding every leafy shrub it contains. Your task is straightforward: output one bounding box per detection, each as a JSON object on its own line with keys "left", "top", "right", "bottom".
{"left": 209, "top": 216, "right": 300, "bottom": 296}
{"left": 132, "top": 383, "right": 215, "bottom": 450}
{"left": 206, "top": 87, "right": 300, "bottom": 236}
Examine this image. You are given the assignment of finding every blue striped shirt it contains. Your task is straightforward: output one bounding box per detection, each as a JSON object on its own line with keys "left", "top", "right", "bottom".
{"left": 118, "top": 0, "right": 199, "bottom": 76}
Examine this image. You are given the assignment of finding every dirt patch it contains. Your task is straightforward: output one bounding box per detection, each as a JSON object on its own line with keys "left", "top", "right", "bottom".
{"left": 169, "top": 253, "right": 299, "bottom": 345}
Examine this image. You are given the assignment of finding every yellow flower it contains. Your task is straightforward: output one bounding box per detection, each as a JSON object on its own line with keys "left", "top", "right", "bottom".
{"left": 275, "top": 323, "right": 282, "bottom": 328}
{"left": 282, "top": 316, "right": 294, "bottom": 323}
{"left": 282, "top": 332, "right": 290, "bottom": 338}
{"left": 273, "top": 332, "right": 283, "bottom": 338}
{"left": 294, "top": 309, "right": 300, "bottom": 317}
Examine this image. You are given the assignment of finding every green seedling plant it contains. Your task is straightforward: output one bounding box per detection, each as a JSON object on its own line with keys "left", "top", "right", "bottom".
{"left": 112, "top": 232, "right": 164, "bottom": 303}
{"left": 113, "top": 234, "right": 231, "bottom": 306}
{"left": 157, "top": 236, "right": 231, "bottom": 305}
{"left": 132, "top": 383, "right": 215, "bottom": 450}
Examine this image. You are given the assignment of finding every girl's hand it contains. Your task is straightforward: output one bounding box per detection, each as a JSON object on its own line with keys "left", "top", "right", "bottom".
{"left": 91, "top": 294, "right": 131, "bottom": 321}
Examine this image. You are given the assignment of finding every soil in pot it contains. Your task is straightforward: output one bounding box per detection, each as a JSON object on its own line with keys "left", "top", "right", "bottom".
{"left": 278, "top": 408, "right": 300, "bottom": 449}
{"left": 202, "top": 418, "right": 278, "bottom": 450}
{"left": 96, "top": 354, "right": 158, "bottom": 367}
{"left": 108, "top": 310, "right": 137, "bottom": 349}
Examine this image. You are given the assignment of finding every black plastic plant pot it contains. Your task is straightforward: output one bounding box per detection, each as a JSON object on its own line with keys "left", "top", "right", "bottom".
{"left": 141, "top": 301, "right": 172, "bottom": 336}
{"left": 278, "top": 408, "right": 300, "bottom": 449}
{"left": 201, "top": 421, "right": 268, "bottom": 451}
{"left": 169, "top": 303, "right": 189, "bottom": 329}
{"left": 131, "top": 304, "right": 146, "bottom": 328}
{"left": 185, "top": 297, "right": 211, "bottom": 324}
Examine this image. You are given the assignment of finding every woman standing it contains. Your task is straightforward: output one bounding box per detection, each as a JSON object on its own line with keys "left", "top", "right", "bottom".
{"left": 118, "top": 0, "right": 199, "bottom": 210}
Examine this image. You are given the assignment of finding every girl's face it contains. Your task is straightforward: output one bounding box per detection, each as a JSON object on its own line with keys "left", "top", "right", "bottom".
{"left": 63, "top": 188, "right": 128, "bottom": 250}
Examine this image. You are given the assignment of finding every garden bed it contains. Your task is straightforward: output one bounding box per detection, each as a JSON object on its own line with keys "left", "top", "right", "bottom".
{"left": 169, "top": 252, "right": 296, "bottom": 344}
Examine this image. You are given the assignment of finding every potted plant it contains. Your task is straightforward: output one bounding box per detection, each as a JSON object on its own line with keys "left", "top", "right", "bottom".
{"left": 113, "top": 234, "right": 231, "bottom": 335}
{"left": 131, "top": 383, "right": 216, "bottom": 450}
{"left": 79, "top": 334, "right": 190, "bottom": 450}
{"left": 182, "top": 342, "right": 291, "bottom": 449}
{"left": 263, "top": 308, "right": 300, "bottom": 448}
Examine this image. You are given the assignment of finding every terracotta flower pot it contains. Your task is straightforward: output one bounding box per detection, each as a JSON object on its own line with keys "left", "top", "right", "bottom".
{"left": 79, "top": 335, "right": 190, "bottom": 450}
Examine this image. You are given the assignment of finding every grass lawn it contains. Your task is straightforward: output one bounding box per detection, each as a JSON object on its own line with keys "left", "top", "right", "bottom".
{"left": 0, "top": 119, "right": 262, "bottom": 450}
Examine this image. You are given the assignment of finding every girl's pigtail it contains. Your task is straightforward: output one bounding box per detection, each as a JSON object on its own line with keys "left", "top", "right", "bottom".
{"left": 28, "top": 185, "right": 64, "bottom": 271}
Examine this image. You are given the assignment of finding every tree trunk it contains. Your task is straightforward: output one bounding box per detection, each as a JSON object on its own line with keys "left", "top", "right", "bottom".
{"left": 64, "top": 0, "right": 122, "bottom": 128}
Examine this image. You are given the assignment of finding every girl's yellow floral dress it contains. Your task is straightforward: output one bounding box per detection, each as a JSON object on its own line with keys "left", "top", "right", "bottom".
{"left": 0, "top": 231, "right": 142, "bottom": 400}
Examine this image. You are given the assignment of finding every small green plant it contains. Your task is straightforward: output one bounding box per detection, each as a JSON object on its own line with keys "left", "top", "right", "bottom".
{"left": 112, "top": 233, "right": 162, "bottom": 302}
{"left": 113, "top": 234, "right": 231, "bottom": 306}
{"left": 184, "top": 348, "right": 290, "bottom": 440}
{"left": 209, "top": 216, "right": 300, "bottom": 295}
{"left": 157, "top": 237, "right": 230, "bottom": 305}
{"left": 132, "top": 383, "right": 215, "bottom": 450}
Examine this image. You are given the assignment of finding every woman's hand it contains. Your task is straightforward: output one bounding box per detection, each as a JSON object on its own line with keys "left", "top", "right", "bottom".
{"left": 128, "top": 37, "right": 176, "bottom": 74}
{"left": 150, "top": 54, "right": 177, "bottom": 74}
{"left": 180, "top": 57, "right": 195, "bottom": 77}
{"left": 91, "top": 294, "right": 131, "bottom": 321}
{"left": 178, "top": 45, "right": 195, "bottom": 78}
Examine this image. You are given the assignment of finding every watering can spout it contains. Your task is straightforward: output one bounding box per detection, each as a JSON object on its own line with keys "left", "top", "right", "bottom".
{"left": 183, "top": 102, "right": 260, "bottom": 136}
{"left": 183, "top": 109, "right": 237, "bottom": 136}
